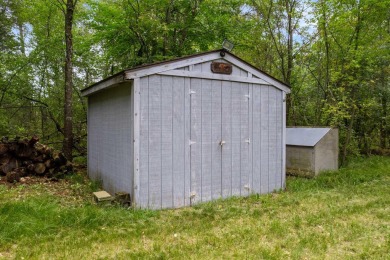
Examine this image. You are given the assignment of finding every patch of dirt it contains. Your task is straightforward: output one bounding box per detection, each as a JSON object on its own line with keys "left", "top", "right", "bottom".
{"left": 0, "top": 164, "right": 91, "bottom": 204}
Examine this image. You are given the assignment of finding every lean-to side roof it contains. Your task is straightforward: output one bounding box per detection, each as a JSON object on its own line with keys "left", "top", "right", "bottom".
{"left": 286, "top": 128, "right": 332, "bottom": 147}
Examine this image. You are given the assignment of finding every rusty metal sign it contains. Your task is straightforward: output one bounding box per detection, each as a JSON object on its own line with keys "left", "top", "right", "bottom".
{"left": 211, "top": 62, "right": 232, "bottom": 75}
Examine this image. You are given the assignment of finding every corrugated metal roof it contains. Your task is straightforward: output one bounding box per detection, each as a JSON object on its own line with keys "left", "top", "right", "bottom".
{"left": 286, "top": 128, "right": 331, "bottom": 147}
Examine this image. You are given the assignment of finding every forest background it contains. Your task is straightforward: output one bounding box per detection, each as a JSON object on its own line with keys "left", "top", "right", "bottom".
{"left": 0, "top": 0, "right": 389, "bottom": 164}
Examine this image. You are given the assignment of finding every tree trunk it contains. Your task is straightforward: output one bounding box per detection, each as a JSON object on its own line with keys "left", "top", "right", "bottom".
{"left": 62, "top": 0, "right": 77, "bottom": 161}
{"left": 18, "top": 20, "right": 25, "bottom": 56}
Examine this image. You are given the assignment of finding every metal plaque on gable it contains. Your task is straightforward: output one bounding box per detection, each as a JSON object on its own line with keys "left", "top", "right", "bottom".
{"left": 211, "top": 62, "right": 232, "bottom": 75}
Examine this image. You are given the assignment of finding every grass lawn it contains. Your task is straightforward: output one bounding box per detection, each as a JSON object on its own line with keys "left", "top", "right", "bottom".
{"left": 0, "top": 156, "right": 389, "bottom": 259}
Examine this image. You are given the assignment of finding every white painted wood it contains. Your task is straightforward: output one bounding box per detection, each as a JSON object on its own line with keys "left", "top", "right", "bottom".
{"left": 211, "top": 80, "right": 222, "bottom": 200}
{"left": 190, "top": 78, "right": 202, "bottom": 205}
{"left": 282, "top": 91, "right": 287, "bottom": 188}
{"left": 139, "top": 77, "right": 149, "bottom": 208}
{"left": 148, "top": 75, "right": 162, "bottom": 209}
{"left": 248, "top": 84, "right": 253, "bottom": 194}
{"left": 221, "top": 81, "right": 232, "bottom": 198}
{"left": 85, "top": 50, "right": 290, "bottom": 209}
{"left": 252, "top": 85, "right": 262, "bottom": 193}
{"left": 125, "top": 52, "right": 221, "bottom": 79}
{"left": 161, "top": 76, "right": 174, "bottom": 208}
{"left": 240, "top": 83, "right": 250, "bottom": 196}
{"left": 83, "top": 50, "right": 289, "bottom": 98}
{"left": 81, "top": 74, "right": 125, "bottom": 96}
{"left": 275, "top": 89, "right": 282, "bottom": 190}
{"left": 223, "top": 54, "right": 291, "bottom": 93}
{"left": 201, "top": 79, "right": 212, "bottom": 202}
{"left": 172, "top": 76, "right": 186, "bottom": 208}
{"left": 87, "top": 83, "right": 133, "bottom": 196}
{"left": 231, "top": 82, "right": 241, "bottom": 196}
{"left": 184, "top": 77, "right": 191, "bottom": 206}
{"left": 201, "top": 62, "right": 209, "bottom": 73}
{"left": 268, "top": 87, "right": 278, "bottom": 192}
{"left": 132, "top": 78, "right": 141, "bottom": 207}
{"left": 193, "top": 63, "right": 202, "bottom": 72}
{"left": 157, "top": 70, "right": 269, "bottom": 85}
{"left": 260, "top": 86, "right": 270, "bottom": 193}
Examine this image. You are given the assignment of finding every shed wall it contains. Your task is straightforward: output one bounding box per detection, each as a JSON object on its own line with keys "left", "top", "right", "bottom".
{"left": 286, "top": 146, "right": 314, "bottom": 174}
{"left": 314, "top": 129, "right": 339, "bottom": 173}
{"left": 87, "top": 83, "right": 133, "bottom": 196}
{"left": 138, "top": 74, "right": 284, "bottom": 209}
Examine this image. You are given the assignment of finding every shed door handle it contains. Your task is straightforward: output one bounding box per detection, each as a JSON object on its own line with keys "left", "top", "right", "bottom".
{"left": 220, "top": 140, "right": 226, "bottom": 146}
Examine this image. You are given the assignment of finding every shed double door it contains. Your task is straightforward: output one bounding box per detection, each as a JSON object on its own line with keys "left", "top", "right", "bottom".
{"left": 189, "top": 79, "right": 251, "bottom": 205}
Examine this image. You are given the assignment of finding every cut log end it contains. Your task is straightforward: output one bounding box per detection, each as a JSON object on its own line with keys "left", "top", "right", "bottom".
{"left": 34, "top": 163, "right": 46, "bottom": 175}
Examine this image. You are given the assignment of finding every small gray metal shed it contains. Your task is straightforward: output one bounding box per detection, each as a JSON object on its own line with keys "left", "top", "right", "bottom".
{"left": 286, "top": 127, "right": 338, "bottom": 176}
{"left": 81, "top": 49, "right": 290, "bottom": 209}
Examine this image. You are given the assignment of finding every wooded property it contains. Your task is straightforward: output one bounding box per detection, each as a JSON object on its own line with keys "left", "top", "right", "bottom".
{"left": 1, "top": 0, "right": 389, "bottom": 257}
{"left": 0, "top": 0, "right": 389, "bottom": 165}
{"left": 82, "top": 50, "right": 290, "bottom": 209}
{"left": 286, "top": 127, "right": 338, "bottom": 176}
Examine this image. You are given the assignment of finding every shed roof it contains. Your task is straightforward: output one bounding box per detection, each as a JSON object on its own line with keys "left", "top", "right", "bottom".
{"left": 81, "top": 49, "right": 290, "bottom": 97}
{"left": 286, "top": 128, "right": 332, "bottom": 147}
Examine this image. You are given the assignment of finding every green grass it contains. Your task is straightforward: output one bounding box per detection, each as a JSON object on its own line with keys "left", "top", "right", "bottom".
{"left": 0, "top": 156, "right": 389, "bottom": 259}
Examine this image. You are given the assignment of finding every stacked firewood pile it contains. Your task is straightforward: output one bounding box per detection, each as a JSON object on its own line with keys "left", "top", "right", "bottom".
{"left": 0, "top": 136, "right": 72, "bottom": 183}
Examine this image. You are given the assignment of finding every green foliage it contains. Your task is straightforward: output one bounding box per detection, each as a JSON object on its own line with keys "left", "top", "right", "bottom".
{"left": 0, "top": 0, "right": 389, "bottom": 159}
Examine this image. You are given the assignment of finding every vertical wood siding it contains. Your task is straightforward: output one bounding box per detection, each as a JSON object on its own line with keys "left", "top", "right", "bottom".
{"left": 221, "top": 81, "right": 232, "bottom": 198}
{"left": 88, "top": 83, "right": 133, "bottom": 196}
{"left": 138, "top": 74, "right": 284, "bottom": 209}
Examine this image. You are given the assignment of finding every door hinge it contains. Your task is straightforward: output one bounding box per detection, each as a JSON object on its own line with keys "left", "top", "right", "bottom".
{"left": 189, "top": 90, "right": 196, "bottom": 95}
{"left": 189, "top": 140, "right": 196, "bottom": 146}
{"left": 245, "top": 138, "right": 251, "bottom": 144}
{"left": 245, "top": 94, "right": 250, "bottom": 99}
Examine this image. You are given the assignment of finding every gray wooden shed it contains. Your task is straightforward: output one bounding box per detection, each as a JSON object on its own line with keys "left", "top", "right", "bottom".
{"left": 81, "top": 49, "right": 290, "bottom": 209}
{"left": 286, "top": 127, "right": 339, "bottom": 176}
